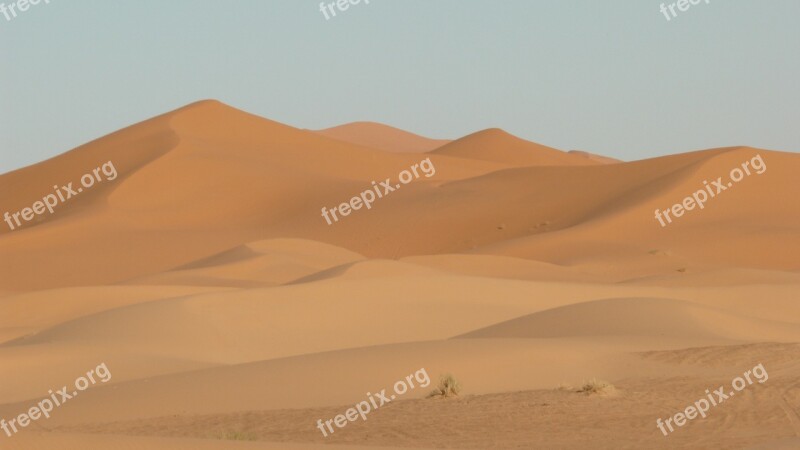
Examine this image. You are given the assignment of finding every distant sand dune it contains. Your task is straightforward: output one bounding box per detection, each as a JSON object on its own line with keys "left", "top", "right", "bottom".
{"left": 431, "top": 128, "right": 603, "bottom": 167}
{"left": 314, "top": 122, "right": 451, "bottom": 153}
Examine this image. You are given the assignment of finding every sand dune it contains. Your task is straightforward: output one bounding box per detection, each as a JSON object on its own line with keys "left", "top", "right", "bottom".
{"left": 431, "top": 128, "right": 603, "bottom": 167}
{"left": 314, "top": 122, "right": 451, "bottom": 153}
{"left": 3, "top": 103, "right": 797, "bottom": 291}
{"left": 568, "top": 150, "right": 623, "bottom": 164}
{"left": 458, "top": 297, "right": 800, "bottom": 341}
{"left": 1, "top": 101, "right": 798, "bottom": 449}
{"left": 127, "top": 239, "right": 367, "bottom": 287}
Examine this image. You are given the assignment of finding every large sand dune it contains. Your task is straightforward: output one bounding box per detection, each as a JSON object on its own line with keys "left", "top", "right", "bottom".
{"left": 1, "top": 101, "right": 798, "bottom": 449}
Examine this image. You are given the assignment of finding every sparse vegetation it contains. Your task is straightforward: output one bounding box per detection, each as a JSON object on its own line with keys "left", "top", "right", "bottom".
{"left": 577, "top": 378, "right": 616, "bottom": 396}
{"left": 428, "top": 374, "right": 462, "bottom": 398}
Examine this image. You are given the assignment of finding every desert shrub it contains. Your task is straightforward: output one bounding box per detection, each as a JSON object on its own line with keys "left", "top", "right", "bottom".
{"left": 428, "top": 374, "right": 462, "bottom": 398}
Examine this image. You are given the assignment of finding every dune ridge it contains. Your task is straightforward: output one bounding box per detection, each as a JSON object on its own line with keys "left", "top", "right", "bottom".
{"left": 314, "top": 122, "right": 451, "bottom": 153}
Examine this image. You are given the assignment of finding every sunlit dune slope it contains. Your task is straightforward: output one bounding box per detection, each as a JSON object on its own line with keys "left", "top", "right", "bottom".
{"left": 431, "top": 128, "right": 603, "bottom": 167}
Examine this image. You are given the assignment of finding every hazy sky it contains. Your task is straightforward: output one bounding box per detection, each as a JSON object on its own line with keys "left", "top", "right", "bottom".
{"left": 1, "top": 0, "right": 798, "bottom": 173}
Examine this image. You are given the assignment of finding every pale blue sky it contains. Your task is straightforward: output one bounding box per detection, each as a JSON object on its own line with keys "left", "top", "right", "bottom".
{"left": 1, "top": 0, "right": 798, "bottom": 173}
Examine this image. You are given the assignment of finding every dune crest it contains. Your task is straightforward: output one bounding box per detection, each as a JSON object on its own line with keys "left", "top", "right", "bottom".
{"left": 315, "top": 122, "right": 451, "bottom": 153}
{"left": 431, "top": 128, "right": 602, "bottom": 167}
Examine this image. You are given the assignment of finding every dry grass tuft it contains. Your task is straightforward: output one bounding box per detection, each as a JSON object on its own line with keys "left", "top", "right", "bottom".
{"left": 428, "top": 374, "right": 462, "bottom": 398}
{"left": 577, "top": 378, "right": 616, "bottom": 396}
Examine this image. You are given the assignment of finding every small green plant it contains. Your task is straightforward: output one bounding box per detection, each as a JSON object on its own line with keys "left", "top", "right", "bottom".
{"left": 428, "top": 374, "right": 462, "bottom": 398}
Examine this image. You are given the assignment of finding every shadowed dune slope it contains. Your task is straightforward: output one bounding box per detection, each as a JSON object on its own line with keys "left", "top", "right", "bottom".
{"left": 457, "top": 297, "right": 800, "bottom": 341}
